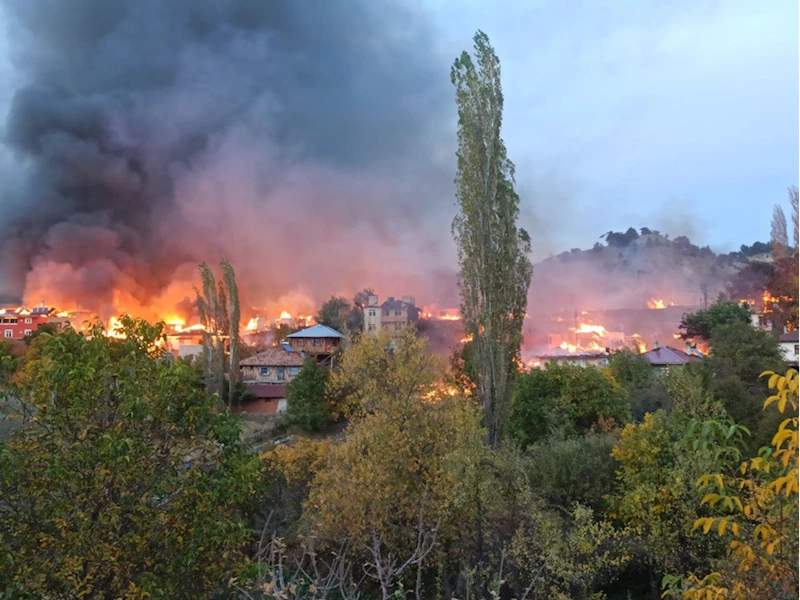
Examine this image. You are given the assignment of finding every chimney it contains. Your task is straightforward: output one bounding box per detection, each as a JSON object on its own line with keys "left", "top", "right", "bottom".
{"left": 401, "top": 295, "right": 415, "bottom": 306}
{"left": 685, "top": 342, "right": 692, "bottom": 355}
{"left": 367, "top": 295, "right": 378, "bottom": 306}
{"left": 653, "top": 339, "right": 659, "bottom": 350}
{"left": 387, "top": 296, "right": 395, "bottom": 303}
{"left": 40, "top": 301, "right": 45, "bottom": 308}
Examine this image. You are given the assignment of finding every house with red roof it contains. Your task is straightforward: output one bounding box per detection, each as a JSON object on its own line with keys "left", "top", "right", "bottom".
{"left": 236, "top": 346, "right": 305, "bottom": 414}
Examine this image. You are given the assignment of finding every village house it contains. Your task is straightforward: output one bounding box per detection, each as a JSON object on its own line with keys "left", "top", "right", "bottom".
{"left": 640, "top": 342, "right": 702, "bottom": 372}
{"left": 240, "top": 345, "right": 305, "bottom": 384}
{"left": 363, "top": 295, "right": 420, "bottom": 337}
{"left": 779, "top": 330, "right": 799, "bottom": 365}
{"left": 285, "top": 324, "right": 345, "bottom": 366}
{"left": 0, "top": 304, "right": 55, "bottom": 340}
{"left": 236, "top": 345, "right": 306, "bottom": 414}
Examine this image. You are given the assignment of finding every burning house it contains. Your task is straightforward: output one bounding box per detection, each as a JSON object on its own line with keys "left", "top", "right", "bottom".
{"left": 640, "top": 342, "right": 703, "bottom": 371}
{"left": 285, "top": 324, "right": 345, "bottom": 367}
{"left": 0, "top": 304, "right": 57, "bottom": 340}
{"left": 364, "top": 295, "right": 420, "bottom": 337}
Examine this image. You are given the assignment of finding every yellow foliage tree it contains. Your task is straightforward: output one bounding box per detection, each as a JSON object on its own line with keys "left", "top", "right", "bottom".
{"left": 666, "top": 369, "right": 798, "bottom": 599}
{"left": 326, "top": 327, "right": 443, "bottom": 420}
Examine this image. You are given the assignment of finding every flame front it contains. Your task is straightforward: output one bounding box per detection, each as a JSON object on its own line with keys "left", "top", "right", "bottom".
{"left": 572, "top": 322, "right": 607, "bottom": 336}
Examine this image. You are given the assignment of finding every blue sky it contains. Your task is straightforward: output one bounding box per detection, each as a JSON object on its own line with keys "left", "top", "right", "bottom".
{"left": 423, "top": 0, "right": 798, "bottom": 255}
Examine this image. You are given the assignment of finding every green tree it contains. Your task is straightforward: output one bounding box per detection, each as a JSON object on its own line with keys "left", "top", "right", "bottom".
{"left": 509, "top": 364, "right": 629, "bottom": 447}
{"left": 527, "top": 432, "right": 619, "bottom": 512}
{"left": 703, "top": 322, "right": 785, "bottom": 443}
{"left": 679, "top": 300, "right": 753, "bottom": 342}
{"left": 609, "top": 350, "right": 671, "bottom": 421}
{"left": 0, "top": 317, "right": 262, "bottom": 599}
{"left": 608, "top": 411, "right": 724, "bottom": 597}
{"left": 0, "top": 339, "right": 16, "bottom": 383}
{"left": 315, "top": 296, "right": 351, "bottom": 334}
{"left": 451, "top": 31, "right": 532, "bottom": 446}
{"left": 507, "top": 367, "right": 562, "bottom": 444}
{"left": 284, "top": 358, "right": 330, "bottom": 432}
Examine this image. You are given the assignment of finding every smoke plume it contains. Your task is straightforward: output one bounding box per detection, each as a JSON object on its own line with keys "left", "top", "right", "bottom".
{"left": 0, "top": 0, "right": 457, "bottom": 317}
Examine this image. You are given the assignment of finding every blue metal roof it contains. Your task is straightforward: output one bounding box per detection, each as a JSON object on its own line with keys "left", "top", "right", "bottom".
{"left": 280, "top": 342, "right": 293, "bottom": 352}
{"left": 286, "top": 324, "right": 345, "bottom": 339}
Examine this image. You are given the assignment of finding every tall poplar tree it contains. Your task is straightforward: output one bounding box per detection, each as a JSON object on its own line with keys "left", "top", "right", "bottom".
{"left": 451, "top": 31, "right": 532, "bottom": 446}
{"left": 789, "top": 185, "right": 798, "bottom": 252}
{"left": 221, "top": 259, "right": 241, "bottom": 406}
{"left": 196, "top": 260, "right": 241, "bottom": 406}
{"left": 770, "top": 204, "right": 789, "bottom": 260}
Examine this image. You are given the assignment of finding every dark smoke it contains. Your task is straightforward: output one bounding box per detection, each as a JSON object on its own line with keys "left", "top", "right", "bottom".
{"left": 0, "top": 0, "right": 456, "bottom": 314}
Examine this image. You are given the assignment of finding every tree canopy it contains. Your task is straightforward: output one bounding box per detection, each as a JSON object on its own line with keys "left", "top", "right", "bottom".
{"left": 0, "top": 318, "right": 262, "bottom": 599}
{"left": 679, "top": 300, "right": 753, "bottom": 341}
{"left": 451, "top": 30, "right": 531, "bottom": 446}
{"left": 284, "top": 357, "right": 331, "bottom": 432}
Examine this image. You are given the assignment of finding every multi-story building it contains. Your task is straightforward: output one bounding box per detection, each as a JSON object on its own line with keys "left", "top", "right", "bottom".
{"left": 363, "top": 295, "right": 420, "bottom": 337}
{"left": 0, "top": 304, "right": 55, "bottom": 340}
{"left": 286, "top": 324, "right": 345, "bottom": 366}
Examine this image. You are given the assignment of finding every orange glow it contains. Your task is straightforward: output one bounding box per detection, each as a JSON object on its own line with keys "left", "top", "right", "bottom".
{"left": 105, "top": 316, "right": 126, "bottom": 339}
{"left": 460, "top": 334, "right": 474, "bottom": 344}
{"left": 245, "top": 317, "right": 259, "bottom": 331}
{"left": 647, "top": 298, "right": 666, "bottom": 309}
{"left": 279, "top": 310, "right": 292, "bottom": 320}
{"left": 423, "top": 384, "right": 462, "bottom": 401}
{"left": 572, "top": 322, "right": 607, "bottom": 336}
{"left": 438, "top": 314, "right": 461, "bottom": 321}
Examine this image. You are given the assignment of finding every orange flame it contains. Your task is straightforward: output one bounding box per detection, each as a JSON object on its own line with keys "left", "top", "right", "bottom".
{"left": 647, "top": 298, "right": 666, "bottom": 309}
{"left": 572, "top": 322, "right": 607, "bottom": 336}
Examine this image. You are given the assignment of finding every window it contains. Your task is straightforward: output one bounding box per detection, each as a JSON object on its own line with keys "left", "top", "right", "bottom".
{"left": 383, "top": 310, "right": 389, "bottom": 317}
{"left": 368, "top": 324, "right": 376, "bottom": 331}
{"left": 394, "top": 310, "right": 402, "bottom": 316}
{"left": 368, "top": 309, "right": 376, "bottom": 317}
{"left": 277, "top": 367, "right": 285, "bottom": 380}
{"left": 24, "top": 330, "right": 32, "bottom": 336}
{"left": 260, "top": 367, "right": 271, "bottom": 376}
{"left": 394, "top": 323, "right": 402, "bottom": 331}
{"left": 314, "top": 339, "right": 322, "bottom": 347}
{"left": 289, "top": 367, "right": 300, "bottom": 377}
{"left": 297, "top": 339, "right": 305, "bottom": 347}
{"left": 24, "top": 318, "right": 32, "bottom": 324}
{"left": 4, "top": 330, "right": 11, "bottom": 338}
{"left": 795, "top": 344, "right": 799, "bottom": 356}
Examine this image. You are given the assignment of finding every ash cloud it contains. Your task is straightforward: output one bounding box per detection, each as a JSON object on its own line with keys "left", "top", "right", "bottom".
{"left": 0, "top": 0, "right": 457, "bottom": 315}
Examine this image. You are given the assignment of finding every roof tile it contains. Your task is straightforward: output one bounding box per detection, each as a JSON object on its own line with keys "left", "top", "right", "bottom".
{"left": 240, "top": 347, "right": 305, "bottom": 367}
